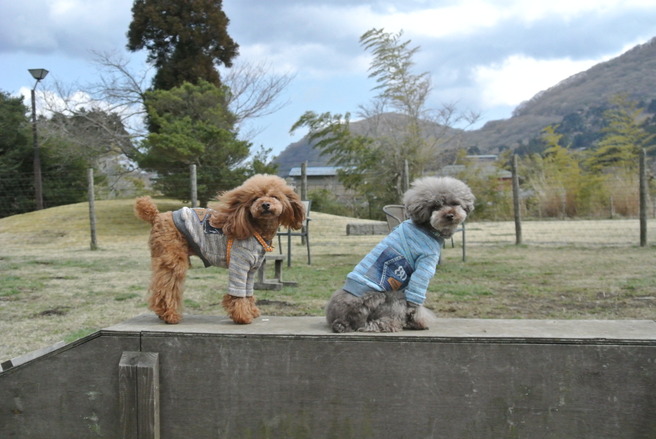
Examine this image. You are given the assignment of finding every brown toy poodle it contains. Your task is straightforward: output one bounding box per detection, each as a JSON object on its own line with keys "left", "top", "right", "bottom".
{"left": 135, "top": 174, "right": 305, "bottom": 324}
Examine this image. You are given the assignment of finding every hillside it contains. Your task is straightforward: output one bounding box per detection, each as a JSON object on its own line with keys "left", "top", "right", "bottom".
{"left": 465, "top": 37, "right": 656, "bottom": 151}
{"left": 274, "top": 37, "right": 656, "bottom": 173}
{"left": 274, "top": 113, "right": 462, "bottom": 176}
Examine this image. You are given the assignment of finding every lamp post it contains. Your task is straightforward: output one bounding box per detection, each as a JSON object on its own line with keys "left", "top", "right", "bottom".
{"left": 29, "top": 68, "right": 48, "bottom": 210}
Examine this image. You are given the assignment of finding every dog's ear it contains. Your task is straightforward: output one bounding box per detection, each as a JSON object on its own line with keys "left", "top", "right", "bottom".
{"left": 221, "top": 203, "right": 256, "bottom": 240}
{"left": 404, "top": 200, "right": 434, "bottom": 225}
{"left": 211, "top": 186, "right": 256, "bottom": 240}
{"left": 279, "top": 187, "right": 306, "bottom": 230}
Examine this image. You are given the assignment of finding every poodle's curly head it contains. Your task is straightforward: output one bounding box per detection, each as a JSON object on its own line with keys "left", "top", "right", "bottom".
{"left": 211, "top": 174, "right": 305, "bottom": 240}
{"left": 403, "top": 176, "right": 475, "bottom": 238}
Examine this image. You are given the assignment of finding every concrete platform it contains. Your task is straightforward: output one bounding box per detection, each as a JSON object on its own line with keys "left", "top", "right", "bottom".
{"left": 106, "top": 313, "right": 656, "bottom": 343}
{"left": 2, "top": 315, "right": 655, "bottom": 438}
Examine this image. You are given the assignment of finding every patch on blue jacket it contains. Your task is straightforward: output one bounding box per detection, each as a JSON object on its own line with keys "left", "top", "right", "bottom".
{"left": 364, "top": 246, "right": 414, "bottom": 291}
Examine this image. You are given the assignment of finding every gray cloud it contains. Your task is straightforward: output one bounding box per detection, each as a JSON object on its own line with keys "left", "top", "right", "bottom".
{"left": 3, "top": 0, "right": 656, "bottom": 152}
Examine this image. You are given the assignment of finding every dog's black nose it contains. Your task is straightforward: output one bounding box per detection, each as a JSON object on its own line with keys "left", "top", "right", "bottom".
{"left": 446, "top": 213, "right": 454, "bottom": 221}
{"left": 262, "top": 202, "right": 270, "bottom": 211}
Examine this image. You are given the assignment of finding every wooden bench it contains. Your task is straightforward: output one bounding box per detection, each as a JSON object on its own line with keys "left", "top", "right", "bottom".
{"left": 254, "top": 254, "right": 298, "bottom": 290}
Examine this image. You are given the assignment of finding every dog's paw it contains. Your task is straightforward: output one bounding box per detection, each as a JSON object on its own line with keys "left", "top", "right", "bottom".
{"left": 358, "top": 318, "right": 403, "bottom": 333}
{"left": 331, "top": 320, "right": 352, "bottom": 333}
{"left": 404, "top": 305, "right": 435, "bottom": 330}
{"left": 403, "top": 320, "right": 428, "bottom": 330}
{"left": 231, "top": 313, "right": 254, "bottom": 325}
{"left": 162, "top": 312, "right": 182, "bottom": 324}
{"left": 247, "top": 296, "right": 261, "bottom": 318}
{"left": 222, "top": 294, "right": 255, "bottom": 324}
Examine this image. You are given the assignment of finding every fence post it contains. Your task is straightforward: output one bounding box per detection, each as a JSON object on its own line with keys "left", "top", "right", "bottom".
{"left": 639, "top": 149, "right": 647, "bottom": 247}
{"left": 190, "top": 164, "right": 198, "bottom": 208}
{"left": 403, "top": 159, "right": 410, "bottom": 194}
{"left": 300, "top": 161, "right": 308, "bottom": 201}
{"left": 300, "top": 162, "right": 308, "bottom": 245}
{"left": 87, "top": 168, "right": 98, "bottom": 250}
{"left": 512, "top": 154, "right": 522, "bottom": 245}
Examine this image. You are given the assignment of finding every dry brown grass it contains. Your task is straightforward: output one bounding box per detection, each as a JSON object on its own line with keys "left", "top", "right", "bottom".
{"left": 1, "top": 200, "right": 655, "bottom": 362}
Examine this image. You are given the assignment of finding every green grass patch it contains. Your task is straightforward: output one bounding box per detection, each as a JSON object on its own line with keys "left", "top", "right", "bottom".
{"left": 0, "top": 275, "right": 44, "bottom": 297}
{"left": 114, "top": 293, "right": 140, "bottom": 302}
{"left": 64, "top": 328, "right": 97, "bottom": 343}
{"left": 183, "top": 299, "right": 202, "bottom": 309}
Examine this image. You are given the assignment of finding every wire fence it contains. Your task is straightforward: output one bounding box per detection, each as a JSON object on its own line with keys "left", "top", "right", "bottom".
{"left": 461, "top": 219, "right": 656, "bottom": 247}
{"left": 0, "top": 173, "right": 87, "bottom": 218}
{"left": 1, "top": 162, "right": 653, "bottom": 248}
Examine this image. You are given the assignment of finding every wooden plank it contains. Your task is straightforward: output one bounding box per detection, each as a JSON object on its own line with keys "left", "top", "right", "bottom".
{"left": 119, "top": 351, "right": 160, "bottom": 439}
{"left": 119, "top": 352, "right": 139, "bottom": 437}
{"left": 1, "top": 341, "right": 67, "bottom": 371}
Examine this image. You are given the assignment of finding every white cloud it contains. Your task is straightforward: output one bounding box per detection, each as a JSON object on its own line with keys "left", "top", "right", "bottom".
{"left": 380, "top": 1, "right": 505, "bottom": 38}
{"left": 472, "top": 54, "right": 602, "bottom": 108}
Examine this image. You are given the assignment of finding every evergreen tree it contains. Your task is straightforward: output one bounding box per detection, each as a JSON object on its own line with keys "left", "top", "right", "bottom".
{"left": 0, "top": 92, "right": 91, "bottom": 217}
{"left": 585, "top": 95, "right": 652, "bottom": 173}
{"left": 139, "top": 81, "right": 250, "bottom": 206}
{"left": 127, "top": 0, "right": 238, "bottom": 90}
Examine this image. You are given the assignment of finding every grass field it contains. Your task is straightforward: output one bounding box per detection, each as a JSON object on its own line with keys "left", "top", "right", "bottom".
{"left": 1, "top": 199, "right": 655, "bottom": 362}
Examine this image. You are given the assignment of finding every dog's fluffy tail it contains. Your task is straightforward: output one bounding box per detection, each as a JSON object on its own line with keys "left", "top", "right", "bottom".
{"left": 134, "top": 196, "right": 159, "bottom": 224}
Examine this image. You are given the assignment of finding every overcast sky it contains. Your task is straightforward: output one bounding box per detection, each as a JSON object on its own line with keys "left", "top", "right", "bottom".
{"left": 2, "top": 0, "right": 656, "bottom": 156}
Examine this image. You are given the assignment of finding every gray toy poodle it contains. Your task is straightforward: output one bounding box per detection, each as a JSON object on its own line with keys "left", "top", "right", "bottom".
{"left": 326, "top": 176, "right": 475, "bottom": 333}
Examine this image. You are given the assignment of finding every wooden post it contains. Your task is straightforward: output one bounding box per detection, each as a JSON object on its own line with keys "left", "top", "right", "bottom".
{"left": 512, "top": 154, "right": 522, "bottom": 245}
{"left": 87, "top": 168, "right": 98, "bottom": 250}
{"left": 403, "top": 159, "right": 410, "bottom": 194}
{"left": 300, "top": 161, "right": 308, "bottom": 201}
{"left": 300, "top": 162, "right": 308, "bottom": 245}
{"left": 119, "top": 352, "right": 160, "bottom": 439}
{"left": 190, "top": 164, "right": 198, "bottom": 208}
{"left": 639, "top": 149, "right": 647, "bottom": 247}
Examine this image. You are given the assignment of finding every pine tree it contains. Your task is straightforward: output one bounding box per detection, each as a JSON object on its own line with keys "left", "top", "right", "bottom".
{"left": 139, "top": 81, "right": 250, "bottom": 205}
{"left": 127, "top": 0, "right": 238, "bottom": 90}
{"left": 586, "top": 95, "right": 651, "bottom": 173}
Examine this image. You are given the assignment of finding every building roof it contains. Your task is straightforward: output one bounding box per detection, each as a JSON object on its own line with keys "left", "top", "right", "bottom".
{"left": 288, "top": 166, "right": 342, "bottom": 177}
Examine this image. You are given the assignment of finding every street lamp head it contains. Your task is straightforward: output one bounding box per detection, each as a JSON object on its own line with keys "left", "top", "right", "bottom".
{"left": 28, "top": 68, "right": 49, "bottom": 81}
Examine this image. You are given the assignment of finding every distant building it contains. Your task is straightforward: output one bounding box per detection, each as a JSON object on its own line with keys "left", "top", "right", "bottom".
{"left": 287, "top": 166, "right": 350, "bottom": 196}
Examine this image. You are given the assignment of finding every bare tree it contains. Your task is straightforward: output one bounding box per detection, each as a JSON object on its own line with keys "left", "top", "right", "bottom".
{"left": 220, "top": 60, "right": 294, "bottom": 141}
{"left": 294, "top": 28, "right": 480, "bottom": 207}
{"left": 42, "top": 50, "right": 150, "bottom": 162}
{"left": 42, "top": 51, "right": 294, "bottom": 157}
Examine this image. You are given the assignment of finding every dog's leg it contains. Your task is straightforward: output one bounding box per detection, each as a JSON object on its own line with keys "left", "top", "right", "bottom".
{"left": 247, "top": 296, "right": 260, "bottom": 318}
{"left": 326, "top": 289, "right": 377, "bottom": 333}
{"left": 245, "top": 267, "right": 260, "bottom": 319}
{"left": 359, "top": 316, "right": 404, "bottom": 333}
{"left": 359, "top": 291, "right": 406, "bottom": 333}
{"left": 404, "top": 304, "right": 434, "bottom": 330}
{"left": 222, "top": 294, "right": 255, "bottom": 324}
{"left": 146, "top": 212, "right": 190, "bottom": 324}
{"left": 148, "top": 256, "right": 188, "bottom": 324}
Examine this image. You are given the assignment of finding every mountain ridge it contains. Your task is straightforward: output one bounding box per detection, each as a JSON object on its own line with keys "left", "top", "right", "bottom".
{"left": 273, "top": 37, "right": 656, "bottom": 175}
